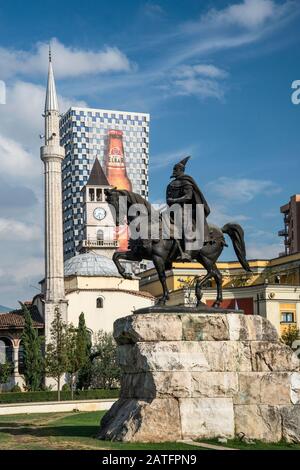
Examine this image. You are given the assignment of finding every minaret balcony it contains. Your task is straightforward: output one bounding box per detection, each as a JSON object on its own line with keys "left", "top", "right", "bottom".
{"left": 40, "top": 145, "right": 65, "bottom": 160}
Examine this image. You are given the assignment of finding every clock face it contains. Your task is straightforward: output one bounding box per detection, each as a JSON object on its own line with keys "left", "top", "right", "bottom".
{"left": 93, "top": 207, "right": 106, "bottom": 221}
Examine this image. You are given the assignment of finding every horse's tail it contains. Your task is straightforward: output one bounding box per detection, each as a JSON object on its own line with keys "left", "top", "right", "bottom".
{"left": 222, "top": 223, "right": 252, "bottom": 272}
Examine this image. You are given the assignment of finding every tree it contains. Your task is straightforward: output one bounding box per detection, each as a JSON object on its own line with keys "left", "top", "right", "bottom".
{"left": 65, "top": 314, "right": 91, "bottom": 397}
{"left": 65, "top": 324, "right": 78, "bottom": 399}
{"left": 90, "top": 330, "right": 120, "bottom": 389}
{"left": 20, "top": 303, "right": 44, "bottom": 391}
{"left": 76, "top": 313, "right": 92, "bottom": 390}
{"left": 45, "top": 307, "right": 68, "bottom": 400}
{"left": 281, "top": 324, "right": 300, "bottom": 348}
{"left": 0, "top": 362, "right": 13, "bottom": 387}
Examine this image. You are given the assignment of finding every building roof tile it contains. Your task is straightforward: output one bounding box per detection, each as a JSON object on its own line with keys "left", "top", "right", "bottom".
{"left": 0, "top": 306, "right": 44, "bottom": 329}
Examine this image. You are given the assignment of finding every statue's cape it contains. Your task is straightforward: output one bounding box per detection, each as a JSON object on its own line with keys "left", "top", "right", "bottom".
{"left": 177, "top": 175, "right": 210, "bottom": 217}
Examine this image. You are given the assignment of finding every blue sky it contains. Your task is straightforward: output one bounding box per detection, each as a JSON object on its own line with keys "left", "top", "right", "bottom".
{"left": 0, "top": 0, "right": 299, "bottom": 307}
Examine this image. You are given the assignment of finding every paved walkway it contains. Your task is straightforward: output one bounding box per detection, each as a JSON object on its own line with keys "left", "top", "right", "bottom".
{"left": 179, "top": 439, "right": 239, "bottom": 451}
{"left": 0, "top": 398, "right": 116, "bottom": 415}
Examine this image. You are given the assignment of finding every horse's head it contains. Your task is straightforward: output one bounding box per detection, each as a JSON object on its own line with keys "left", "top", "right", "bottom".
{"left": 104, "top": 187, "right": 152, "bottom": 227}
{"left": 104, "top": 188, "right": 121, "bottom": 225}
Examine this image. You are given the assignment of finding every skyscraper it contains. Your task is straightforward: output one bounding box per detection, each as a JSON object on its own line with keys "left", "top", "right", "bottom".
{"left": 60, "top": 107, "right": 149, "bottom": 259}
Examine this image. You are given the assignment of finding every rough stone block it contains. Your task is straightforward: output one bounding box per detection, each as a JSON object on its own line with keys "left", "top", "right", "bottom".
{"left": 182, "top": 314, "right": 229, "bottom": 341}
{"left": 98, "top": 397, "right": 181, "bottom": 442}
{"left": 234, "top": 405, "right": 282, "bottom": 442}
{"left": 227, "top": 315, "right": 278, "bottom": 342}
{"left": 291, "top": 372, "right": 300, "bottom": 405}
{"left": 280, "top": 404, "right": 300, "bottom": 443}
{"left": 191, "top": 372, "right": 238, "bottom": 397}
{"left": 114, "top": 314, "right": 182, "bottom": 344}
{"left": 179, "top": 398, "right": 234, "bottom": 439}
{"left": 235, "top": 372, "right": 291, "bottom": 405}
{"left": 118, "top": 341, "right": 252, "bottom": 373}
{"left": 250, "top": 341, "right": 300, "bottom": 372}
{"left": 120, "top": 371, "right": 192, "bottom": 398}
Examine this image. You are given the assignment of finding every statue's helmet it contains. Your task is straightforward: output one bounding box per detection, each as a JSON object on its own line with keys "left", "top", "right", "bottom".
{"left": 172, "top": 156, "right": 190, "bottom": 175}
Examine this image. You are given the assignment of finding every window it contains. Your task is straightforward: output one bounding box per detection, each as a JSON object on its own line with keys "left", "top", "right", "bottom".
{"left": 96, "top": 297, "right": 104, "bottom": 308}
{"left": 18, "top": 342, "right": 25, "bottom": 374}
{"left": 96, "top": 189, "right": 102, "bottom": 201}
{"left": 89, "top": 188, "right": 95, "bottom": 201}
{"left": 97, "top": 229, "right": 104, "bottom": 241}
{"left": 281, "top": 312, "right": 295, "bottom": 323}
{"left": 0, "top": 337, "right": 13, "bottom": 364}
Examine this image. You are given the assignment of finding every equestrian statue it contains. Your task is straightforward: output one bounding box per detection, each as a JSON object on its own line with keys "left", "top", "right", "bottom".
{"left": 104, "top": 157, "right": 251, "bottom": 308}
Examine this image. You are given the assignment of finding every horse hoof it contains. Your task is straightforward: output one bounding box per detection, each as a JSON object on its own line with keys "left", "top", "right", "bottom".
{"left": 122, "top": 272, "right": 132, "bottom": 280}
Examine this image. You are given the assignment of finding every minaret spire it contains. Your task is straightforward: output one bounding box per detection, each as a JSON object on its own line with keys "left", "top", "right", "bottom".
{"left": 45, "top": 46, "right": 59, "bottom": 115}
{"left": 40, "top": 50, "right": 67, "bottom": 336}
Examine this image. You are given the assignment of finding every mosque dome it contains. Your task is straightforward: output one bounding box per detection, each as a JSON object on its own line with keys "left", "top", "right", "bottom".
{"left": 64, "top": 252, "right": 121, "bottom": 277}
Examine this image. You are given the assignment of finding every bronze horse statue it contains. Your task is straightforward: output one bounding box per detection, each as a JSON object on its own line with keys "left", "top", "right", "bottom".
{"left": 104, "top": 188, "right": 251, "bottom": 308}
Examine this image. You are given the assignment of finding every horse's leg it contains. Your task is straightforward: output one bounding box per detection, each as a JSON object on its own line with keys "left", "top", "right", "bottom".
{"left": 212, "top": 264, "right": 223, "bottom": 308}
{"left": 152, "top": 255, "right": 169, "bottom": 305}
{"left": 112, "top": 250, "right": 139, "bottom": 280}
{"left": 195, "top": 271, "right": 213, "bottom": 306}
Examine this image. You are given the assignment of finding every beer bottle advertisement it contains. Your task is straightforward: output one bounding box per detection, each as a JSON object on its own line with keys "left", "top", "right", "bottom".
{"left": 105, "top": 130, "right": 132, "bottom": 251}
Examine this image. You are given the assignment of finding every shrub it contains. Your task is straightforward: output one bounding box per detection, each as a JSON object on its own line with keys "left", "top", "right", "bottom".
{"left": 281, "top": 324, "right": 300, "bottom": 348}
{"left": 62, "top": 383, "right": 71, "bottom": 392}
{"left": 90, "top": 331, "right": 120, "bottom": 389}
{"left": 0, "top": 388, "right": 119, "bottom": 403}
{"left": 10, "top": 384, "right": 22, "bottom": 393}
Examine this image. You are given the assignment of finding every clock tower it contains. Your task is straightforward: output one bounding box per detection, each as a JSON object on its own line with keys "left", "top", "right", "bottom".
{"left": 79, "top": 157, "right": 118, "bottom": 258}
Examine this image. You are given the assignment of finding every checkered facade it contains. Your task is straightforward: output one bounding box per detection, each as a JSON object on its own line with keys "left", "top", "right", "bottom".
{"left": 60, "top": 106, "right": 150, "bottom": 260}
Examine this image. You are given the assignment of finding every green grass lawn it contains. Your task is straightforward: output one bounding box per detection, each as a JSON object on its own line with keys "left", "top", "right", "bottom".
{"left": 198, "top": 438, "right": 300, "bottom": 451}
{"left": 0, "top": 411, "right": 299, "bottom": 450}
{"left": 0, "top": 411, "right": 202, "bottom": 450}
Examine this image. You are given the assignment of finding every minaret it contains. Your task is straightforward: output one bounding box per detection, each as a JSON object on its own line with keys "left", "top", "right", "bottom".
{"left": 40, "top": 47, "right": 67, "bottom": 334}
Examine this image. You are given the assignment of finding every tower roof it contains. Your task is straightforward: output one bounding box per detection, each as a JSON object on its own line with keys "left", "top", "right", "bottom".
{"left": 87, "top": 157, "right": 109, "bottom": 186}
{"left": 45, "top": 46, "right": 59, "bottom": 112}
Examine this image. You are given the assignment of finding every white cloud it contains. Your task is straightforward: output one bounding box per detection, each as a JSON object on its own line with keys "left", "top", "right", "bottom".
{"left": 167, "top": 63, "right": 228, "bottom": 99}
{"left": 0, "top": 218, "right": 42, "bottom": 242}
{"left": 0, "top": 254, "right": 44, "bottom": 307}
{"left": 207, "top": 177, "right": 281, "bottom": 203}
{"left": 0, "top": 80, "right": 86, "bottom": 185}
{"left": 173, "top": 1, "right": 295, "bottom": 66}
{"left": 209, "top": 203, "right": 251, "bottom": 227}
{"left": 198, "top": 0, "right": 292, "bottom": 30}
{"left": 0, "top": 38, "right": 132, "bottom": 80}
{"left": 151, "top": 146, "right": 196, "bottom": 170}
{"left": 143, "top": 2, "right": 165, "bottom": 19}
{"left": 0, "top": 134, "right": 39, "bottom": 181}
{"left": 247, "top": 242, "right": 282, "bottom": 259}
{"left": 173, "top": 77, "right": 225, "bottom": 99}
{"left": 180, "top": 64, "right": 228, "bottom": 79}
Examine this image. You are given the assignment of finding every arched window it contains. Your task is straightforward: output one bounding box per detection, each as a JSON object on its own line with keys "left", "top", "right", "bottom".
{"left": 96, "top": 189, "right": 102, "bottom": 202}
{"left": 97, "top": 229, "right": 104, "bottom": 241}
{"left": 89, "top": 188, "right": 95, "bottom": 201}
{"left": 18, "top": 342, "right": 25, "bottom": 374}
{"left": 96, "top": 297, "right": 104, "bottom": 308}
{"left": 0, "top": 337, "right": 13, "bottom": 364}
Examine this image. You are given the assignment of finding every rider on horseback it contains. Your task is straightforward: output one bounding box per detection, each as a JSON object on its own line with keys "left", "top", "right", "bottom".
{"left": 166, "top": 156, "right": 211, "bottom": 262}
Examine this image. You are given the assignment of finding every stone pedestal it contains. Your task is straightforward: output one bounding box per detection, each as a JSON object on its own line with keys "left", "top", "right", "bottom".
{"left": 98, "top": 312, "right": 300, "bottom": 443}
